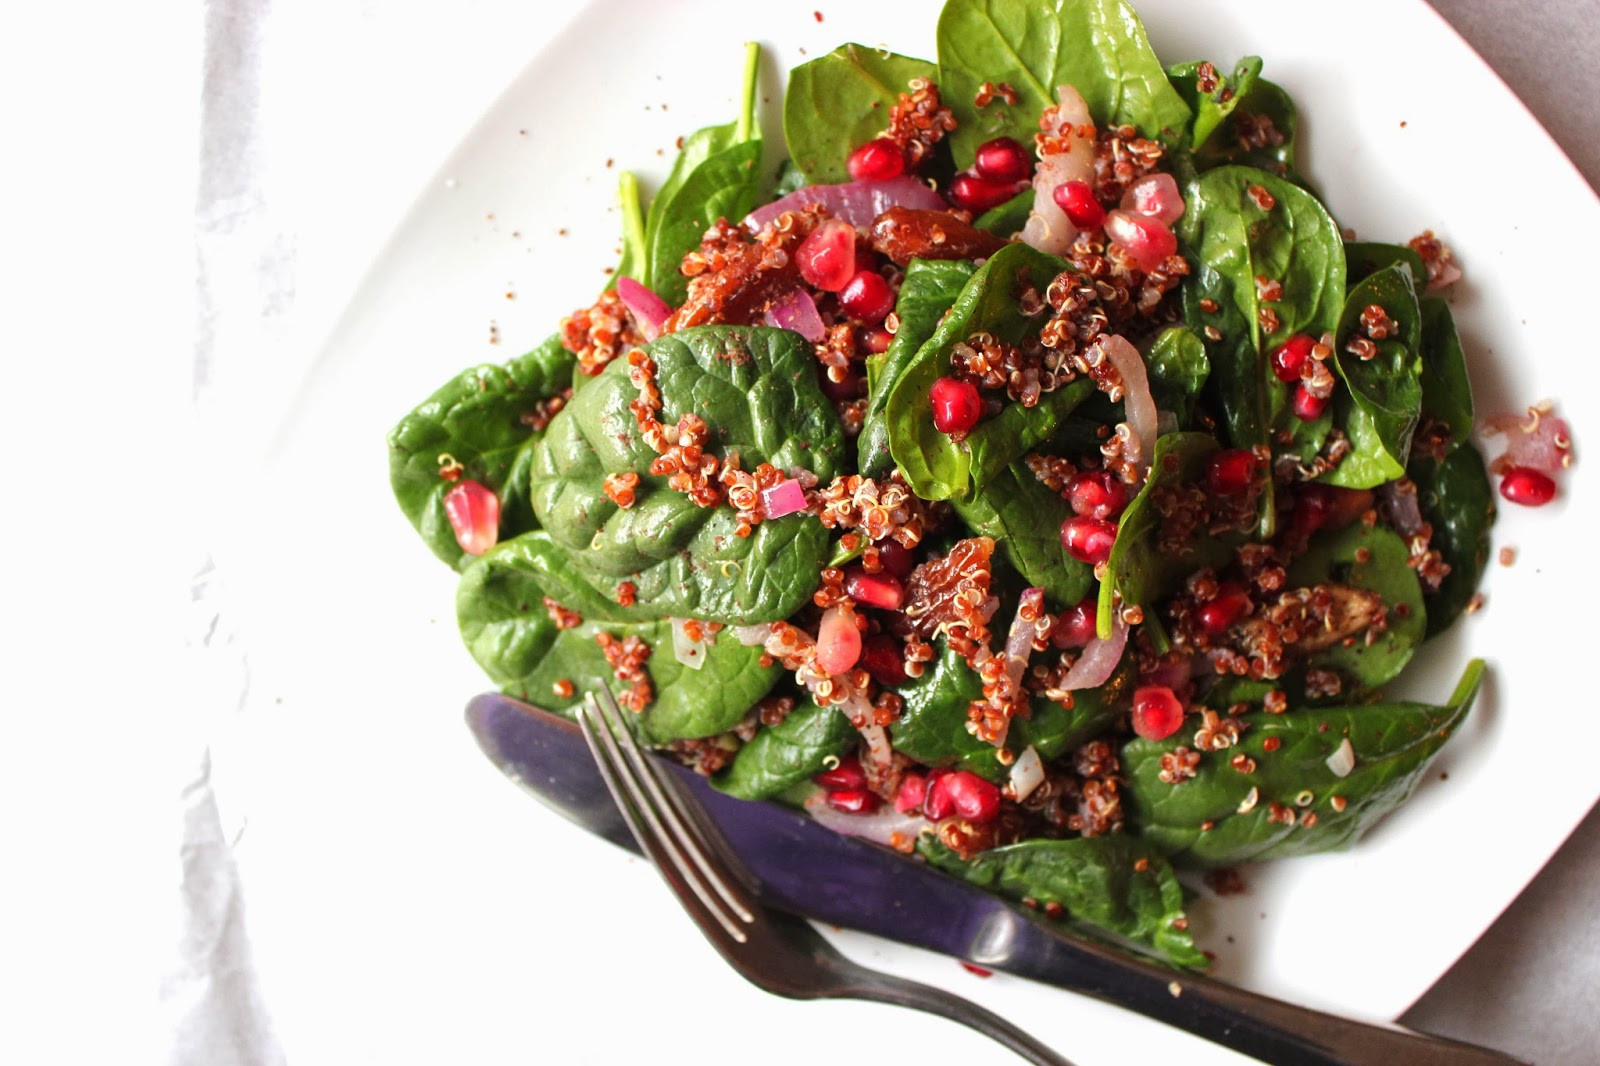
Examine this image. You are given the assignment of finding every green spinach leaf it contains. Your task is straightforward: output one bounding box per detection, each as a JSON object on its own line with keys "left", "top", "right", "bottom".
{"left": 1408, "top": 442, "right": 1495, "bottom": 636}
{"left": 714, "top": 702, "right": 857, "bottom": 801}
{"left": 784, "top": 44, "right": 937, "bottom": 184}
{"left": 1285, "top": 523, "right": 1426, "bottom": 689}
{"left": 1323, "top": 263, "right": 1422, "bottom": 489}
{"left": 1192, "top": 77, "right": 1298, "bottom": 178}
{"left": 975, "top": 189, "right": 1036, "bottom": 238}
{"left": 1418, "top": 296, "right": 1474, "bottom": 441}
{"left": 954, "top": 460, "right": 1096, "bottom": 608}
{"left": 1343, "top": 241, "right": 1425, "bottom": 288}
{"left": 1144, "top": 326, "right": 1210, "bottom": 427}
{"left": 1166, "top": 56, "right": 1262, "bottom": 152}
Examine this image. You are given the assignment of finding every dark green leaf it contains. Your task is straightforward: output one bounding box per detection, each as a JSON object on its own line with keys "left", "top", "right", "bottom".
{"left": 388, "top": 334, "right": 575, "bottom": 568}
{"left": 1343, "top": 241, "right": 1426, "bottom": 288}
{"left": 530, "top": 325, "right": 845, "bottom": 625}
{"left": 1144, "top": 326, "right": 1210, "bottom": 427}
{"left": 975, "top": 189, "right": 1035, "bottom": 238}
{"left": 1323, "top": 263, "right": 1422, "bottom": 489}
{"left": 714, "top": 702, "right": 856, "bottom": 800}
{"left": 1285, "top": 523, "right": 1426, "bottom": 689}
{"left": 1409, "top": 442, "right": 1495, "bottom": 636}
{"left": 1192, "top": 77, "right": 1298, "bottom": 178}
{"left": 1418, "top": 296, "right": 1474, "bottom": 440}
{"left": 1123, "top": 660, "right": 1484, "bottom": 867}
{"left": 783, "top": 44, "right": 936, "bottom": 184}
{"left": 954, "top": 460, "right": 1096, "bottom": 608}
{"left": 919, "top": 835, "right": 1208, "bottom": 967}
{"left": 1166, "top": 56, "right": 1262, "bottom": 152}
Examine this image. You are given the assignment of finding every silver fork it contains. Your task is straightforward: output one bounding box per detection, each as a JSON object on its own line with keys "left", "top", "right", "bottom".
{"left": 577, "top": 686, "right": 1077, "bottom": 1066}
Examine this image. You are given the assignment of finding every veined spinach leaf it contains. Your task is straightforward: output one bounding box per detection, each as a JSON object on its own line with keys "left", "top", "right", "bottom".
{"left": 1192, "top": 77, "right": 1297, "bottom": 178}
{"left": 530, "top": 325, "right": 845, "bottom": 625}
{"left": 937, "top": 0, "right": 1191, "bottom": 163}
{"left": 954, "top": 460, "right": 1096, "bottom": 608}
{"left": 860, "top": 258, "right": 977, "bottom": 478}
{"left": 1144, "top": 326, "right": 1210, "bottom": 427}
{"left": 1166, "top": 56, "right": 1262, "bottom": 153}
{"left": 1285, "top": 523, "right": 1426, "bottom": 689}
{"left": 1409, "top": 442, "right": 1495, "bottom": 636}
{"left": 1123, "top": 660, "right": 1484, "bottom": 867}
{"left": 1323, "top": 263, "right": 1422, "bottom": 489}
{"left": 1344, "top": 240, "right": 1426, "bottom": 288}
{"left": 784, "top": 44, "right": 937, "bottom": 184}
{"left": 457, "top": 532, "right": 779, "bottom": 743}
{"left": 1418, "top": 296, "right": 1474, "bottom": 441}
{"left": 714, "top": 701, "right": 856, "bottom": 801}
{"left": 919, "top": 835, "right": 1208, "bottom": 968}
{"left": 885, "top": 242, "right": 1095, "bottom": 500}
{"left": 388, "top": 333, "right": 575, "bottom": 569}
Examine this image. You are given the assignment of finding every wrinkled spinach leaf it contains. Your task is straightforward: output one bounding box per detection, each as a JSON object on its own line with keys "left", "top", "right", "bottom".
{"left": 1323, "top": 263, "right": 1422, "bottom": 489}
{"left": 784, "top": 44, "right": 937, "bottom": 184}
{"left": 457, "top": 532, "right": 779, "bottom": 743}
{"left": 938, "top": 0, "right": 1191, "bottom": 163}
{"left": 1123, "top": 660, "right": 1483, "bottom": 867}
{"left": 715, "top": 701, "right": 857, "bottom": 801}
{"left": 1144, "top": 326, "right": 1210, "bottom": 427}
{"left": 1192, "top": 77, "right": 1298, "bottom": 178}
{"left": 530, "top": 325, "right": 845, "bottom": 625}
{"left": 920, "top": 835, "right": 1207, "bottom": 968}
{"left": 1418, "top": 296, "right": 1474, "bottom": 441}
{"left": 1285, "top": 523, "right": 1426, "bottom": 690}
{"left": 388, "top": 333, "right": 575, "bottom": 568}
{"left": 1166, "top": 56, "right": 1262, "bottom": 152}
{"left": 954, "top": 460, "right": 1096, "bottom": 608}
{"left": 1409, "top": 442, "right": 1495, "bottom": 637}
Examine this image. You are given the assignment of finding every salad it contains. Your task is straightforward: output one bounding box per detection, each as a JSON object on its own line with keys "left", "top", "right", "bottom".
{"left": 387, "top": 0, "right": 1567, "bottom": 967}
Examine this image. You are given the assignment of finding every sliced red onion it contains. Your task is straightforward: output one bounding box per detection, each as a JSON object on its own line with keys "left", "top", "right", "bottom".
{"left": 1060, "top": 618, "right": 1128, "bottom": 691}
{"left": 1140, "top": 655, "right": 1193, "bottom": 692}
{"left": 1325, "top": 737, "right": 1356, "bottom": 778}
{"left": 1120, "top": 172, "right": 1185, "bottom": 226}
{"left": 762, "top": 287, "right": 826, "bottom": 343}
{"left": 857, "top": 719, "right": 894, "bottom": 777}
{"left": 804, "top": 790, "right": 927, "bottom": 847}
{"left": 1480, "top": 405, "right": 1574, "bottom": 475}
{"left": 670, "top": 617, "right": 708, "bottom": 671}
{"left": 1021, "top": 84, "right": 1095, "bottom": 255}
{"left": 1100, "top": 334, "right": 1158, "bottom": 482}
{"left": 743, "top": 175, "right": 946, "bottom": 231}
{"left": 760, "top": 478, "right": 808, "bottom": 519}
{"left": 1428, "top": 260, "right": 1462, "bottom": 292}
{"left": 734, "top": 623, "right": 773, "bottom": 646}
{"left": 1004, "top": 589, "right": 1044, "bottom": 690}
{"left": 616, "top": 277, "right": 671, "bottom": 341}
{"left": 1008, "top": 745, "right": 1046, "bottom": 802}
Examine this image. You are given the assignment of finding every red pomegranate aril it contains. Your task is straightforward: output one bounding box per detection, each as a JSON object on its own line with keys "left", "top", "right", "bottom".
{"left": 863, "top": 327, "right": 893, "bottom": 354}
{"left": 921, "top": 769, "right": 956, "bottom": 820}
{"left": 443, "top": 479, "right": 500, "bottom": 556}
{"left": 929, "top": 376, "right": 983, "bottom": 435}
{"left": 860, "top": 633, "right": 908, "bottom": 686}
{"left": 1051, "top": 596, "right": 1100, "bottom": 648}
{"left": 874, "top": 538, "right": 917, "bottom": 579}
{"left": 796, "top": 218, "right": 858, "bottom": 292}
{"left": 1060, "top": 515, "right": 1117, "bottom": 565}
{"left": 1271, "top": 334, "right": 1315, "bottom": 382}
{"left": 816, "top": 605, "right": 863, "bottom": 675}
{"left": 1198, "top": 586, "right": 1251, "bottom": 636}
{"left": 844, "top": 567, "right": 905, "bottom": 610}
{"left": 1292, "top": 384, "right": 1328, "bottom": 421}
{"left": 1103, "top": 210, "right": 1178, "bottom": 272}
{"left": 1205, "top": 449, "right": 1258, "bottom": 496}
{"left": 825, "top": 788, "right": 881, "bottom": 814}
{"left": 847, "top": 137, "right": 905, "bottom": 181}
{"left": 840, "top": 270, "right": 895, "bottom": 323}
{"left": 1052, "top": 179, "right": 1105, "bottom": 230}
{"left": 1292, "top": 485, "right": 1373, "bottom": 535}
{"left": 1120, "top": 172, "right": 1185, "bottom": 226}
{"left": 973, "top": 136, "right": 1031, "bottom": 183}
{"left": 949, "top": 172, "right": 1024, "bottom": 212}
{"left": 894, "top": 772, "right": 927, "bottom": 814}
{"left": 1132, "top": 685, "right": 1186, "bottom": 741}
{"left": 815, "top": 753, "right": 868, "bottom": 792}
{"left": 960, "top": 962, "right": 994, "bottom": 978}
{"left": 1066, "top": 469, "right": 1129, "bottom": 520}
{"left": 1500, "top": 465, "right": 1557, "bottom": 506}
{"left": 929, "top": 770, "right": 1002, "bottom": 824}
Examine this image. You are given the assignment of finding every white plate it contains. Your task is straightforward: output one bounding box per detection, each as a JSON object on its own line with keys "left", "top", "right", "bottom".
{"left": 214, "top": 1, "right": 1600, "bottom": 1063}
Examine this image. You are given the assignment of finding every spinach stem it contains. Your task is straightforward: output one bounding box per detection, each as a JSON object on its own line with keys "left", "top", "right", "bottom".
{"left": 617, "top": 170, "right": 647, "bottom": 281}
{"left": 737, "top": 41, "right": 760, "bottom": 143}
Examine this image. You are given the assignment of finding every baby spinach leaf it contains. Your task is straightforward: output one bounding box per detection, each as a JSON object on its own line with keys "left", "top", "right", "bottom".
{"left": 530, "top": 325, "right": 845, "bottom": 625}
{"left": 388, "top": 333, "right": 575, "bottom": 568}
{"left": 890, "top": 645, "right": 1130, "bottom": 780}
{"left": 1409, "top": 442, "right": 1495, "bottom": 637}
{"left": 1323, "top": 263, "right": 1423, "bottom": 489}
{"left": 1144, "top": 326, "right": 1210, "bottom": 427}
{"left": 937, "top": 0, "right": 1191, "bottom": 163}
{"left": 954, "top": 460, "right": 1096, "bottom": 608}
{"left": 1192, "top": 77, "right": 1298, "bottom": 178}
{"left": 1166, "top": 56, "right": 1262, "bottom": 152}
{"left": 860, "top": 258, "right": 977, "bottom": 478}
{"left": 1285, "top": 523, "right": 1426, "bottom": 689}
{"left": 1418, "top": 296, "right": 1474, "bottom": 441}
{"left": 457, "top": 532, "right": 779, "bottom": 743}
{"left": 784, "top": 44, "right": 937, "bottom": 184}
{"left": 919, "top": 835, "right": 1208, "bottom": 968}
{"left": 614, "top": 171, "right": 647, "bottom": 283}
{"left": 975, "top": 188, "right": 1036, "bottom": 238}
{"left": 1122, "top": 659, "right": 1483, "bottom": 867}
{"left": 1344, "top": 240, "right": 1426, "bottom": 288}
{"left": 885, "top": 242, "right": 1095, "bottom": 500}
{"left": 714, "top": 702, "right": 857, "bottom": 801}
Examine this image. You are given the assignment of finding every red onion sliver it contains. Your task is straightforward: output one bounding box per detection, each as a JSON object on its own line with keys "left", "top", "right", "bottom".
{"left": 1061, "top": 618, "right": 1128, "bottom": 691}
{"left": 669, "top": 617, "right": 708, "bottom": 671}
{"left": 1021, "top": 84, "right": 1095, "bottom": 255}
{"left": 743, "top": 175, "right": 946, "bottom": 231}
{"left": 734, "top": 623, "right": 773, "bottom": 646}
{"left": 760, "top": 478, "right": 808, "bottom": 519}
{"left": 1008, "top": 745, "right": 1046, "bottom": 802}
{"left": 616, "top": 277, "right": 671, "bottom": 341}
{"left": 804, "top": 790, "right": 926, "bottom": 847}
{"left": 1480, "top": 406, "right": 1574, "bottom": 476}
{"left": 1376, "top": 480, "right": 1425, "bottom": 537}
{"left": 1099, "top": 334, "right": 1158, "bottom": 482}
{"left": 762, "top": 288, "right": 826, "bottom": 343}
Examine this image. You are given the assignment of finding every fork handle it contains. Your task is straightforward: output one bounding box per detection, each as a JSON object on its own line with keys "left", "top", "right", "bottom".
{"left": 833, "top": 971, "right": 1077, "bottom": 1066}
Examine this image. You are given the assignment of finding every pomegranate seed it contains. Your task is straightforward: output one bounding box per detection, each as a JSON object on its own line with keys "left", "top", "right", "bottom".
{"left": 815, "top": 753, "right": 867, "bottom": 792}
{"left": 860, "top": 633, "right": 908, "bottom": 686}
{"left": 863, "top": 327, "right": 893, "bottom": 354}
{"left": 929, "top": 376, "right": 982, "bottom": 435}
{"left": 815, "top": 605, "right": 863, "bottom": 675}
{"left": 949, "top": 172, "right": 1023, "bottom": 212}
{"left": 973, "top": 137, "right": 1031, "bottom": 183}
{"left": 1120, "top": 173, "right": 1185, "bottom": 226}
{"left": 928, "top": 770, "right": 1002, "bottom": 824}
{"left": 874, "top": 538, "right": 916, "bottom": 579}
{"left": 844, "top": 567, "right": 905, "bottom": 610}
{"left": 1271, "top": 334, "right": 1315, "bottom": 382}
{"left": 840, "top": 270, "right": 895, "bottom": 323}
{"left": 1500, "top": 465, "right": 1557, "bottom": 506}
{"left": 1132, "top": 685, "right": 1186, "bottom": 741}
{"left": 1066, "top": 470, "right": 1129, "bottom": 519}
{"left": 443, "top": 480, "right": 500, "bottom": 555}
{"left": 921, "top": 769, "right": 956, "bottom": 820}
{"left": 1205, "top": 449, "right": 1258, "bottom": 496}
{"left": 894, "top": 772, "right": 927, "bottom": 814}
{"left": 960, "top": 962, "right": 994, "bottom": 978}
{"left": 1051, "top": 596, "right": 1100, "bottom": 648}
{"left": 1104, "top": 210, "right": 1178, "bottom": 272}
{"left": 1198, "top": 586, "right": 1251, "bottom": 635}
{"left": 1292, "top": 384, "right": 1328, "bottom": 421}
{"left": 825, "top": 788, "right": 880, "bottom": 814}
{"left": 852, "top": 245, "right": 879, "bottom": 277}
{"left": 1052, "top": 180, "right": 1105, "bottom": 230}
{"left": 1060, "top": 515, "right": 1117, "bottom": 565}
{"left": 796, "top": 218, "right": 858, "bottom": 292}
{"left": 847, "top": 137, "right": 905, "bottom": 181}
{"left": 1292, "top": 485, "right": 1374, "bottom": 535}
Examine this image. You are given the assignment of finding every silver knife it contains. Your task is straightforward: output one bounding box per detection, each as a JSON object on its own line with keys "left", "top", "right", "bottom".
{"left": 466, "top": 691, "right": 1523, "bottom": 1066}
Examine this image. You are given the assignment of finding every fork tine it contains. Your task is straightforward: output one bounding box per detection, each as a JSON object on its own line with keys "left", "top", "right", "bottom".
{"left": 588, "top": 686, "right": 755, "bottom": 923}
{"left": 578, "top": 693, "right": 750, "bottom": 944}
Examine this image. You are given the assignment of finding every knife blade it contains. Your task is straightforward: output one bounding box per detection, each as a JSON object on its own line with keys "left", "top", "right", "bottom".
{"left": 465, "top": 691, "right": 1525, "bottom": 1066}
